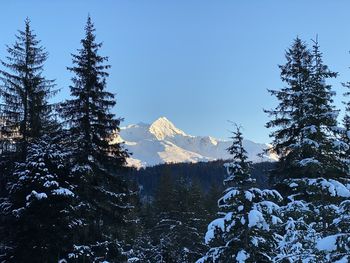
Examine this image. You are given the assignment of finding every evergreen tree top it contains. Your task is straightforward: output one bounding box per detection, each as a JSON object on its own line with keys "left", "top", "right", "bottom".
{"left": 265, "top": 36, "right": 346, "bottom": 179}
{"left": 2, "top": 18, "right": 49, "bottom": 74}
{"left": 224, "top": 124, "right": 253, "bottom": 187}
{"left": 69, "top": 15, "right": 110, "bottom": 79}
{"left": 0, "top": 17, "right": 56, "bottom": 156}
{"left": 59, "top": 15, "right": 128, "bottom": 171}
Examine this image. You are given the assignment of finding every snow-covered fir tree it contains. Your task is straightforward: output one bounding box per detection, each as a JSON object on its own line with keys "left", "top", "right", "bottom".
{"left": 318, "top": 198, "right": 350, "bottom": 262}
{"left": 266, "top": 37, "right": 347, "bottom": 181}
{"left": 298, "top": 38, "right": 347, "bottom": 176}
{"left": 275, "top": 216, "right": 319, "bottom": 262}
{"left": 0, "top": 136, "right": 76, "bottom": 262}
{"left": 311, "top": 42, "right": 350, "bottom": 263}
{"left": 266, "top": 37, "right": 350, "bottom": 262}
{"left": 0, "top": 19, "right": 57, "bottom": 225}
{"left": 58, "top": 16, "right": 131, "bottom": 262}
{"left": 197, "top": 125, "right": 282, "bottom": 263}
{"left": 265, "top": 37, "right": 313, "bottom": 182}
{"left": 0, "top": 19, "right": 66, "bottom": 262}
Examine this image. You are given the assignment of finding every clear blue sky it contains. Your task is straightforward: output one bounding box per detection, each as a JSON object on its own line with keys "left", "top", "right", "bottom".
{"left": 1, "top": 0, "right": 350, "bottom": 143}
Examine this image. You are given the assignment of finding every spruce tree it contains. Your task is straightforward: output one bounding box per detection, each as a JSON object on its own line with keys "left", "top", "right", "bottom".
{"left": 297, "top": 38, "right": 346, "bottom": 177}
{"left": 315, "top": 43, "right": 350, "bottom": 263}
{"left": 266, "top": 37, "right": 347, "bottom": 181}
{"left": 0, "top": 136, "right": 76, "bottom": 262}
{"left": 0, "top": 19, "right": 56, "bottom": 227}
{"left": 265, "top": 37, "right": 313, "bottom": 181}
{"left": 0, "top": 19, "right": 68, "bottom": 262}
{"left": 59, "top": 16, "right": 128, "bottom": 170}
{"left": 274, "top": 216, "right": 319, "bottom": 262}
{"left": 59, "top": 16, "right": 130, "bottom": 262}
{"left": 197, "top": 126, "right": 282, "bottom": 263}
{"left": 266, "top": 37, "right": 350, "bottom": 262}
{"left": 0, "top": 18, "right": 55, "bottom": 158}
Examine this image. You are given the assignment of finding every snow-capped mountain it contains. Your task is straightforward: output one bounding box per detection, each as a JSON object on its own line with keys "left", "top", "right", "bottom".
{"left": 113, "top": 117, "right": 277, "bottom": 168}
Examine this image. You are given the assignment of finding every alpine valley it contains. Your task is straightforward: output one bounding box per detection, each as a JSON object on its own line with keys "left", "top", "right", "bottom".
{"left": 113, "top": 117, "right": 278, "bottom": 168}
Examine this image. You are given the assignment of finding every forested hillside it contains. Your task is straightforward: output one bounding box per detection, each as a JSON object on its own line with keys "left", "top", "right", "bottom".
{"left": 126, "top": 160, "right": 274, "bottom": 198}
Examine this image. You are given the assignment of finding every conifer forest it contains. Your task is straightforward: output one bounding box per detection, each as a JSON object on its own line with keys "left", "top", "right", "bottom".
{"left": 3, "top": 6, "right": 350, "bottom": 263}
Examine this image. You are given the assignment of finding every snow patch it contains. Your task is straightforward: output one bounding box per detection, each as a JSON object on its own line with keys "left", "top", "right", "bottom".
{"left": 52, "top": 187, "right": 74, "bottom": 197}
{"left": 248, "top": 209, "right": 264, "bottom": 228}
{"left": 205, "top": 218, "right": 225, "bottom": 244}
{"left": 26, "top": 190, "right": 47, "bottom": 201}
{"left": 236, "top": 250, "right": 249, "bottom": 263}
{"left": 316, "top": 235, "right": 339, "bottom": 252}
{"left": 334, "top": 256, "right": 349, "bottom": 263}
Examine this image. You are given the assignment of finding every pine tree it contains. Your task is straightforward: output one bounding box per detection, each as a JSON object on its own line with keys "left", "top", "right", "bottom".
{"left": 314, "top": 42, "right": 350, "bottom": 263}
{"left": 59, "top": 16, "right": 128, "bottom": 170}
{"left": 266, "top": 37, "right": 350, "bottom": 262}
{"left": 266, "top": 37, "right": 347, "bottom": 181}
{"left": 264, "top": 37, "right": 313, "bottom": 182}
{"left": 184, "top": 179, "right": 209, "bottom": 262}
{"left": 0, "top": 19, "right": 56, "bottom": 228}
{"left": 0, "top": 136, "right": 76, "bottom": 262}
{"left": 274, "top": 217, "right": 319, "bottom": 262}
{"left": 59, "top": 16, "right": 130, "bottom": 262}
{"left": 0, "top": 18, "right": 56, "bottom": 158}
{"left": 297, "top": 38, "right": 346, "bottom": 177}
{"left": 0, "top": 19, "right": 68, "bottom": 262}
{"left": 319, "top": 199, "right": 350, "bottom": 262}
{"left": 197, "top": 126, "right": 282, "bottom": 263}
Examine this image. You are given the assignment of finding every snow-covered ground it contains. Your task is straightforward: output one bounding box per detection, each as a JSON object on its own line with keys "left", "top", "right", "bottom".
{"left": 112, "top": 117, "right": 278, "bottom": 168}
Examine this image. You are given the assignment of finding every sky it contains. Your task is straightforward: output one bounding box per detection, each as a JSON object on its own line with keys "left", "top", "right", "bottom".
{"left": 1, "top": 1, "right": 350, "bottom": 143}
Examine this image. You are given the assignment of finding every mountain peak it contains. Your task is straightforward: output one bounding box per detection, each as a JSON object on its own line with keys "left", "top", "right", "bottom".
{"left": 149, "top": 117, "right": 186, "bottom": 140}
{"left": 118, "top": 117, "right": 276, "bottom": 168}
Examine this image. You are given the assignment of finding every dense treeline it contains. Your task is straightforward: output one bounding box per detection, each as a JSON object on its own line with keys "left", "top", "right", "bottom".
{"left": 127, "top": 160, "right": 273, "bottom": 198}
{"left": 2, "top": 17, "right": 350, "bottom": 263}
{"left": 127, "top": 174, "right": 218, "bottom": 262}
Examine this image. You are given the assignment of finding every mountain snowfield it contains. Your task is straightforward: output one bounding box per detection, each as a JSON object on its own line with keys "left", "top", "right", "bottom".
{"left": 112, "top": 117, "right": 278, "bottom": 168}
